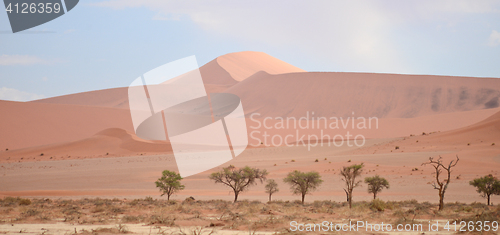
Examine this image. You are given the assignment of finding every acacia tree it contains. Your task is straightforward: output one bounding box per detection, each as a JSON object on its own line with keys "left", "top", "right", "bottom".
{"left": 209, "top": 165, "right": 268, "bottom": 202}
{"left": 340, "top": 163, "right": 364, "bottom": 208}
{"left": 422, "top": 155, "right": 459, "bottom": 210}
{"left": 265, "top": 179, "right": 279, "bottom": 202}
{"left": 155, "top": 170, "right": 185, "bottom": 201}
{"left": 283, "top": 170, "right": 323, "bottom": 204}
{"left": 364, "top": 175, "right": 390, "bottom": 199}
{"left": 470, "top": 174, "right": 500, "bottom": 206}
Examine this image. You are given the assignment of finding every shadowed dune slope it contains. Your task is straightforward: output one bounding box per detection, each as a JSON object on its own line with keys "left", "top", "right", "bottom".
{"left": 225, "top": 71, "right": 500, "bottom": 118}
{"left": 0, "top": 100, "right": 133, "bottom": 150}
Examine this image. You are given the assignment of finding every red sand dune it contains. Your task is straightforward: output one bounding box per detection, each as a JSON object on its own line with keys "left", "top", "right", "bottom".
{"left": 32, "top": 51, "right": 305, "bottom": 108}
{"left": 216, "top": 51, "right": 306, "bottom": 81}
{"left": 350, "top": 109, "right": 500, "bottom": 158}
{"left": 2, "top": 51, "right": 499, "bottom": 153}
{"left": 0, "top": 128, "right": 171, "bottom": 162}
{"left": 225, "top": 71, "right": 500, "bottom": 118}
{"left": 0, "top": 100, "right": 133, "bottom": 150}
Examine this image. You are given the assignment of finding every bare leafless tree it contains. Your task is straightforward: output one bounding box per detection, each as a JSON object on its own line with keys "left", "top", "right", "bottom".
{"left": 422, "top": 155, "right": 459, "bottom": 210}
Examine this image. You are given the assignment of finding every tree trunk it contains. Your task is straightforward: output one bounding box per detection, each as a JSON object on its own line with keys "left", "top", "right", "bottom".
{"left": 348, "top": 194, "right": 353, "bottom": 209}
{"left": 301, "top": 193, "right": 305, "bottom": 205}
{"left": 234, "top": 192, "right": 239, "bottom": 203}
{"left": 373, "top": 193, "right": 376, "bottom": 200}
{"left": 269, "top": 194, "right": 272, "bottom": 202}
{"left": 167, "top": 194, "right": 170, "bottom": 201}
{"left": 487, "top": 194, "right": 491, "bottom": 206}
{"left": 438, "top": 192, "right": 444, "bottom": 210}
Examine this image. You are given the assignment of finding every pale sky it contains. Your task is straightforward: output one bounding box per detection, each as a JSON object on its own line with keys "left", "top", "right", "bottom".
{"left": 1, "top": 0, "right": 500, "bottom": 101}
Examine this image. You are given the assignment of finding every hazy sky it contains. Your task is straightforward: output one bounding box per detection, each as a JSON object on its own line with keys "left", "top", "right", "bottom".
{"left": 1, "top": 0, "right": 500, "bottom": 101}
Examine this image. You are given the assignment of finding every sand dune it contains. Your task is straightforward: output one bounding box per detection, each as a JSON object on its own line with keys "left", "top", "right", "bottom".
{"left": 0, "top": 100, "right": 133, "bottom": 150}
{"left": 32, "top": 51, "right": 304, "bottom": 108}
{"left": 216, "top": 51, "right": 306, "bottom": 81}
{"left": 349, "top": 109, "right": 500, "bottom": 160}
{"left": 414, "top": 110, "right": 500, "bottom": 145}
{"left": 0, "top": 128, "right": 171, "bottom": 162}
{"left": 3, "top": 51, "right": 499, "bottom": 154}
{"left": 226, "top": 71, "right": 500, "bottom": 118}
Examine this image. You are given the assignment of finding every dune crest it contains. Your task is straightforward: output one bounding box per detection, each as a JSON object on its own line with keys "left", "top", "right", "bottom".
{"left": 216, "top": 51, "right": 306, "bottom": 81}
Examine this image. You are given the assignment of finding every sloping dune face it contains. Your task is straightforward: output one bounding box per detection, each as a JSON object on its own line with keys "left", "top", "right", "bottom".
{"left": 0, "top": 100, "right": 133, "bottom": 150}
{"left": 33, "top": 87, "right": 130, "bottom": 109}
{"left": 0, "top": 128, "right": 172, "bottom": 161}
{"left": 216, "top": 51, "right": 306, "bottom": 81}
{"left": 225, "top": 72, "right": 500, "bottom": 118}
{"left": 423, "top": 110, "right": 500, "bottom": 143}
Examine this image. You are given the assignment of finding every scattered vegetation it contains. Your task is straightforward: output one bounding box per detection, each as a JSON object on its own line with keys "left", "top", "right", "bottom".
{"left": 0, "top": 197, "right": 497, "bottom": 233}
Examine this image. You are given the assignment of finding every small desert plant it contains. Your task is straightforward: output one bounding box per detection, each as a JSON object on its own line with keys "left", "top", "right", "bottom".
{"left": 395, "top": 146, "right": 400, "bottom": 150}
{"left": 121, "top": 215, "right": 141, "bottom": 223}
{"left": 18, "top": 198, "right": 31, "bottom": 206}
{"left": 370, "top": 199, "right": 386, "bottom": 212}
{"left": 315, "top": 159, "right": 319, "bottom": 162}
{"left": 291, "top": 159, "right": 295, "bottom": 162}
{"left": 22, "top": 208, "right": 39, "bottom": 217}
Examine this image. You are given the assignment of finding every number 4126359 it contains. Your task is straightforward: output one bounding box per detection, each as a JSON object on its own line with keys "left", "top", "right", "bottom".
{"left": 6, "top": 3, "right": 61, "bottom": 14}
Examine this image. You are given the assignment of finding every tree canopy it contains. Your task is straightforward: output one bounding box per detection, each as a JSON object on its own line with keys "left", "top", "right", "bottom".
{"left": 470, "top": 174, "right": 500, "bottom": 205}
{"left": 209, "top": 165, "right": 268, "bottom": 202}
{"left": 364, "top": 175, "right": 390, "bottom": 199}
{"left": 283, "top": 170, "right": 323, "bottom": 204}
{"left": 340, "top": 163, "right": 364, "bottom": 208}
{"left": 155, "top": 170, "right": 184, "bottom": 200}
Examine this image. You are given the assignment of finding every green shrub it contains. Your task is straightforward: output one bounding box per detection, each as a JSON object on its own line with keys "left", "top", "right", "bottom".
{"left": 370, "top": 199, "right": 386, "bottom": 212}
